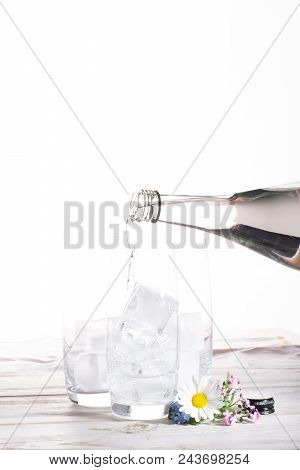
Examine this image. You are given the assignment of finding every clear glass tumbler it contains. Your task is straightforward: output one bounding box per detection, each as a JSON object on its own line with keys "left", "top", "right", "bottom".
{"left": 176, "top": 234, "right": 213, "bottom": 388}
{"left": 107, "top": 246, "right": 179, "bottom": 420}
{"left": 63, "top": 314, "right": 110, "bottom": 407}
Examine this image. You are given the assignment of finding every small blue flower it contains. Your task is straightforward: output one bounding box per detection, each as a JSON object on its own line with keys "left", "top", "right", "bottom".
{"left": 168, "top": 401, "right": 190, "bottom": 425}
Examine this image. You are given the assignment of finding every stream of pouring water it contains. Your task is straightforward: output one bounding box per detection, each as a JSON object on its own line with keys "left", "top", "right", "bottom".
{"left": 125, "top": 219, "right": 136, "bottom": 294}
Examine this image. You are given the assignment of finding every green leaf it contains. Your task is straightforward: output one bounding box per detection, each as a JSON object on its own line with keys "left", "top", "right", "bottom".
{"left": 189, "top": 417, "right": 202, "bottom": 426}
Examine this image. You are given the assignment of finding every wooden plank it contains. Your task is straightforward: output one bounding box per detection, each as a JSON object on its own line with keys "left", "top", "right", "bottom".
{"left": 0, "top": 382, "right": 299, "bottom": 450}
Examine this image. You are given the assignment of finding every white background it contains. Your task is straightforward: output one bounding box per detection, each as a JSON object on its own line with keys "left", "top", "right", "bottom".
{"left": 0, "top": 0, "right": 299, "bottom": 343}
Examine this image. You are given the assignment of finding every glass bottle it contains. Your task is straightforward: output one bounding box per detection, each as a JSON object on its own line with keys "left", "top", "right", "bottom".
{"left": 128, "top": 183, "right": 300, "bottom": 270}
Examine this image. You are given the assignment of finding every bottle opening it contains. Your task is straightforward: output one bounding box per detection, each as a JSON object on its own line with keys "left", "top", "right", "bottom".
{"left": 129, "top": 190, "right": 161, "bottom": 223}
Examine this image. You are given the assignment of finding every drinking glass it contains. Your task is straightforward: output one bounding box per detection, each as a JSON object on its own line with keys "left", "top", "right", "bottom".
{"left": 63, "top": 313, "right": 110, "bottom": 407}
{"left": 176, "top": 232, "right": 213, "bottom": 388}
{"left": 107, "top": 246, "right": 179, "bottom": 420}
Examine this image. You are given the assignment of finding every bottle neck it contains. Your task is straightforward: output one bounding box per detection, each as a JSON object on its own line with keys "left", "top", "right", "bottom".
{"left": 129, "top": 187, "right": 300, "bottom": 234}
{"left": 129, "top": 190, "right": 161, "bottom": 223}
{"left": 129, "top": 190, "right": 237, "bottom": 223}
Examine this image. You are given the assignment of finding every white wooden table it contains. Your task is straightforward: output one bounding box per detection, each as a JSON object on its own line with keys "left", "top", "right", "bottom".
{"left": 1, "top": 331, "right": 299, "bottom": 449}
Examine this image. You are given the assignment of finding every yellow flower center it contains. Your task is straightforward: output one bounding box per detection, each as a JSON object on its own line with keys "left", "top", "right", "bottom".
{"left": 191, "top": 392, "right": 208, "bottom": 408}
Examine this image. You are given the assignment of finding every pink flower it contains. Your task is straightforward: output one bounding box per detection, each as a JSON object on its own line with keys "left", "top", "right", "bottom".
{"left": 249, "top": 410, "right": 260, "bottom": 422}
{"left": 229, "top": 376, "right": 240, "bottom": 390}
{"left": 242, "top": 398, "right": 251, "bottom": 408}
{"left": 223, "top": 411, "right": 237, "bottom": 426}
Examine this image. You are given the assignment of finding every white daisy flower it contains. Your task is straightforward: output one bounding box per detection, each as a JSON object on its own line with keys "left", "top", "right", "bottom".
{"left": 178, "top": 376, "right": 223, "bottom": 422}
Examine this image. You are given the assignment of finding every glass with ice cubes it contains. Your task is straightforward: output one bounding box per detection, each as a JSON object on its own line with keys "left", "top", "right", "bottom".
{"left": 63, "top": 316, "right": 110, "bottom": 407}
{"left": 107, "top": 249, "right": 179, "bottom": 420}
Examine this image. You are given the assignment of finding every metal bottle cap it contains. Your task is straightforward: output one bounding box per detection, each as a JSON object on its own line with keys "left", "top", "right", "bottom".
{"left": 248, "top": 397, "right": 275, "bottom": 415}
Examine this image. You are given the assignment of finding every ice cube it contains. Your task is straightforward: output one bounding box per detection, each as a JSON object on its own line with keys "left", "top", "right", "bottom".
{"left": 73, "top": 319, "right": 107, "bottom": 354}
{"left": 108, "top": 321, "right": 174, "bottom": 378}
{"left": 74, "top": 352, "right": 108, "bottom": 393}
{"left": 107, "top": 285, "right": 178, "bottom": 395}
{"left": 178, "top": 351, "right": 200, "bottom": 386}
{"left": 131, "top": 372, "right": 177, "bottom": 403}
{"left": 179, "top": 312, "right": 204, "bottom": 351}
{"left": 122, "top": 284, "right": 178, "bottom": 333}
{"left": 178, "top": 350, "right": 211, "bottom": 388}
{"left": 110, "top": 372, "right": 177, "bottom": 404}
{"left": 109, "top": 371, "right": 140, "bottom": 403}
{"left": 120, "top": 324, "right": 170, "bottom": 350}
